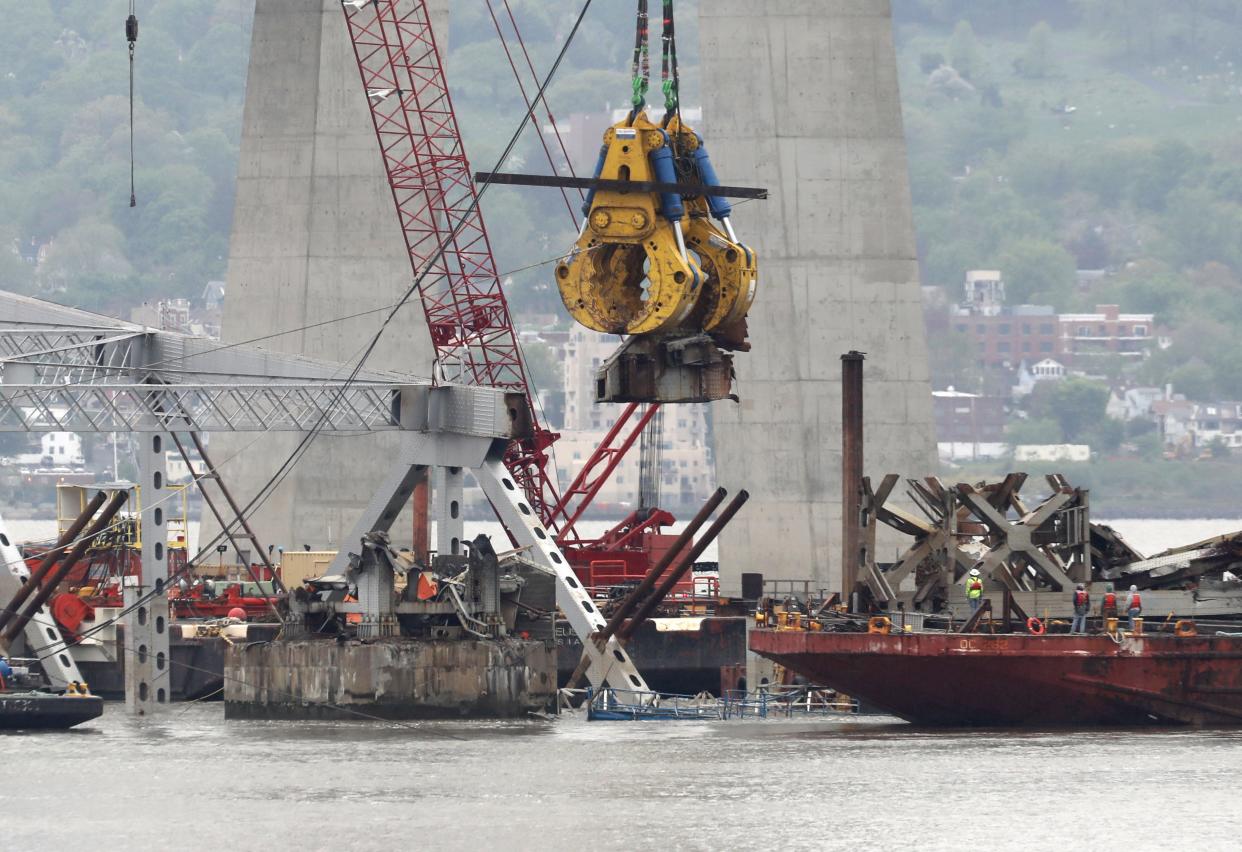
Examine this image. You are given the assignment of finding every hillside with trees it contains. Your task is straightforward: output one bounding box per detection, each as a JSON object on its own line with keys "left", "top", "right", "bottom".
{"left": 894, "top": 1, "right": 1242, "bottom": 403}
{"left": 6, "top": 3, "right": 1242, "bottom": 408}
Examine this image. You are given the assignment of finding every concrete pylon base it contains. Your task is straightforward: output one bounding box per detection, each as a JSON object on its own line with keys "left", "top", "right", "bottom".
{"left": 224, "top": 637, "right": 555, "bottom": 719}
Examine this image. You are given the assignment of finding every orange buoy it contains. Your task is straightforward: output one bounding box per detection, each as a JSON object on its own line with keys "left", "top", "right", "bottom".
{"left": 1027, "top": 617, "right": 1045, "bottom": 636}
{"left": 227, "top": 607, "right": 247, "bottom": 621}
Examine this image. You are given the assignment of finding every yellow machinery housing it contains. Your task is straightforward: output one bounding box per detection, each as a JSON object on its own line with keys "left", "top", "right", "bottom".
{"left": 556, "top": 110, "right": 758, "bottom": 385}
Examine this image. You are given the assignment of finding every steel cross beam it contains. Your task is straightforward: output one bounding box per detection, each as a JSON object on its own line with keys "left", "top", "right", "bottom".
{"left": 956, "top": 485, "right": 1075, "bottom": 592}
{"left": 0, "top": 382, "right": 408, "bottom": 433}
{"left": 0, "top": 291, "right": 479, "bottom": 435}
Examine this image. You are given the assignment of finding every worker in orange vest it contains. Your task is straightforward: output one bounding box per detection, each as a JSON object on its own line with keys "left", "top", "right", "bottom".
{"left": 1071, "top": 584, "right": 1090, "bottom": 634}
{"left": 1100, "top": 584, "right": 1118, "bottom": 620}
{"left": 1126, "top": 585, "right": 1142, "bottom": 631}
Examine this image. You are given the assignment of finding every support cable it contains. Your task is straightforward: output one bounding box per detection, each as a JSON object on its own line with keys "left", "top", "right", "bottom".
{"left": 629, "top": 0, "right": 650, "bottom": 113}
{"left": 484, "top": 0, "right": 578, "bottom": 224}
{"left": 126, "top": 2, "right": 139, "bottom": 208}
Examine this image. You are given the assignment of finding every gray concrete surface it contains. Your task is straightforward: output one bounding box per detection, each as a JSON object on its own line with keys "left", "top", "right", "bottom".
{"left": 224, "top": 637, "right": 556, "bottom": 719}
{"left": 700, "top": 0, "right": 936, "bottom": 594}
{"left": 206, "top": 0, "right": 447, "bottom": 554}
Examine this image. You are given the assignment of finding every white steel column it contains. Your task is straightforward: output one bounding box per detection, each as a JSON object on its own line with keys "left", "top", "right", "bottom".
{"left": 125, "top": 431, "right": 171, "bottom": 714}
{"left": 477, "top": 457, "right": 650, "bottom": 694}
{"left": 436, "top": 466, "right": 464, "bottom": 557}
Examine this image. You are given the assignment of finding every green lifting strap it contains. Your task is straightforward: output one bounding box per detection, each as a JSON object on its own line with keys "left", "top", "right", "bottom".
{"left": 630, "top": 0, "right": 650, "bottom": 110}
{"left": 660, "top": 0, "right": 679, "bottom": 113}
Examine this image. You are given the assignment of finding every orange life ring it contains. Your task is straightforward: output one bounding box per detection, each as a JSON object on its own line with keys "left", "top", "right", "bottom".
{"left": 1027, "top": 617, "right": 1045, "bottom": 636}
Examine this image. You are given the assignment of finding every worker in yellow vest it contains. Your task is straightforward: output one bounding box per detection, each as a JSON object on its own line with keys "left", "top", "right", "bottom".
{"left": 966, "top": 568, "right": 984, "bottom": 613}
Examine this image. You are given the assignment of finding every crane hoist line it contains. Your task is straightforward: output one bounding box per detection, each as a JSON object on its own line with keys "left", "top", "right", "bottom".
{"left": 553, "top": 0, "right": 761, "bottom": 404}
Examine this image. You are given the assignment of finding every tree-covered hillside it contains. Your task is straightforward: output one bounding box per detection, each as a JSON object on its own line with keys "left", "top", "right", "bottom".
{"left": 6, "top": 0, "right": 1242, "bottom": 407}
{"left": 0, "top": 1, "right": 251, "bottom": 312}
{"left": 894, "top": 1, "right": 1242, "bottom": 400}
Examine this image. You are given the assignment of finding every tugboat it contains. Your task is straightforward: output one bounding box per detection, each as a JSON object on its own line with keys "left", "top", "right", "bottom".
{"left": 0, "top": 657, "right": 103, "bottom": 730}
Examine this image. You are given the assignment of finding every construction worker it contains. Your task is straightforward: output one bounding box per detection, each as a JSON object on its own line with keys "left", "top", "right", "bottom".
{"left": 1127, "top": 585, "right": 1143, "bottom": 631}
{"left": 1071, "top": 583, "right": 1090, "bottom": 634}
{"left": 966, "top": 568, "right": 984, "bottom": 613}
{"left": 1100, "top": 583, "right": 1118, "bottom": 620}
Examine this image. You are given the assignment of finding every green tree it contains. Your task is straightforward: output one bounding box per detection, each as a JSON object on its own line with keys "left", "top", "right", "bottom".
{"left": 1018, "top": 22, "right": 1056, "bottom": 78}
{"left": 1027, "top": 377, "right": 1110, "bottom": 442}
{"left": 1007, "top": 416, "right": 1062, "bottom": 445}
{"left": 919, "top": 52, "right": 946, "bottom": 74}
{"left": 520, "top": 340, "right": 564, "bottom": 396}
{"left": 1083, "top": 417, "right": 1124, "bottom": 453}
{"left": 995, "top": 238, "right": 1075, "bottom": 305}
{"left": 948, "top": 20, "right": 980, "bottom": 79}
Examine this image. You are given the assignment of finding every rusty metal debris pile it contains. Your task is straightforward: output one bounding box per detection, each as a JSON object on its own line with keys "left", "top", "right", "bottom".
{"left": 848, "top": 472, "right": 1242, "bottom": 620}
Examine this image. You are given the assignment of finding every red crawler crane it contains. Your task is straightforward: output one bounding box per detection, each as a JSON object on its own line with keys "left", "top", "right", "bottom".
{"left": 339, "top": 0, "right": 675, "bottom": 580}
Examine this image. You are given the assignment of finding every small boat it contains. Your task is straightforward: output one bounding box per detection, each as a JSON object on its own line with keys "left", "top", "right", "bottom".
{"left": 0, "top": 659, "right": 103, "bottom": 730}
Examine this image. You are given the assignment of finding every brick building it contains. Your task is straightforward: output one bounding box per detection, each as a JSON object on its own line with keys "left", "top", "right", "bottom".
{"left": 949, "top": 268, "right": 1155, "bottom": 369}
{"left": 1057, "top": 305, "right": 1153, "bottom": 361}
{"left": 933, "top": 389, "right": 1008, "bottom": 443}
{"left": 951, "top": 305, "right": 1060, "bottom": 368}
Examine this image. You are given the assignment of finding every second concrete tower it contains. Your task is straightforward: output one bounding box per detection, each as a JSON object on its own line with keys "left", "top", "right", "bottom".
{"left": 700, "top": 0, "right": 936, "bottom": 593}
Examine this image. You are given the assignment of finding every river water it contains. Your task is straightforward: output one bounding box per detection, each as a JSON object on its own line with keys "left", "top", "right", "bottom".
{"left": 4, "top": 517, "right": 1241, "bottom": 850}
{"left": 1, "top": 705, "right": 1239, "bottom": 851}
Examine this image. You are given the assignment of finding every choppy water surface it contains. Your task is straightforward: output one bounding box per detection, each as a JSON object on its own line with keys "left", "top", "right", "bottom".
{"left": 1, "top": 705, "right": 1239, "bottom": 851}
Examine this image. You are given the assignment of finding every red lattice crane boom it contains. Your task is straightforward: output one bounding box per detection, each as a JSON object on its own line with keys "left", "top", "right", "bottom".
{"left": 340, "top": 0, "right": 680, "bottom": 581}
{"left": 339, "top": 0, "right": 560, "bottom": 521}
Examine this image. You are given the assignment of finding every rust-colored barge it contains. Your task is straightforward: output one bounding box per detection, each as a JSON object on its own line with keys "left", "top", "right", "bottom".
{"left": 750, "top": 630, "right": 1242, "bottom": 727}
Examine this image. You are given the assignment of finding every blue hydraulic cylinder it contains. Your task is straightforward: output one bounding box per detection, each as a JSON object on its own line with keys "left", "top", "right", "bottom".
{"left": 692, "top": 136, "right": 733, "bottom": 221}
{"left": 649, "top": 142, "right": 685, "bottom": 222}
{"left": 581, "top": 144, "right": 608, "bottom": 219}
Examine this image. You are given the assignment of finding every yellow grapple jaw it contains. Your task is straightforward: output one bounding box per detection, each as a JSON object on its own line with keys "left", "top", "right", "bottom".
{"left": 556, "top": 113, "right": 704, "bottom": 336}
{"left": 555, "top": 111, "right": 759, "bottom": 401}
{"left": 665, "top": 117, "right": 757, "bottom": 350}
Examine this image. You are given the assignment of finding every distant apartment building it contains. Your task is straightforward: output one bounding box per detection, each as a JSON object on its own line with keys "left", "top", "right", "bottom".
{"left": 1057, "top": 304, "right": 1153, "bottom": 361}
{"left": 950, "top": 270, "right": 1154, "bottom": 368}
{"left": 952, "top": 306, "right": 1060, "bottom": 367}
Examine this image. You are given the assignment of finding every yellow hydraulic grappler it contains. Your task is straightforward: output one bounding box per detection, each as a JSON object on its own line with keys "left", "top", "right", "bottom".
{"left": 554, "top": 0, "right": 759, "bottom": 403}
{"left": 556, "top": 113, "right": 757, "bottom": 349}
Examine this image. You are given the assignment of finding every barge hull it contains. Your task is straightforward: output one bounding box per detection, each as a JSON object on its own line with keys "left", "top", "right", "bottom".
{"left": 0, "top": 693, "right": 104, "bottom": 729}
{"left": 750, "top": 631, "right": 1242, "bottom": 727}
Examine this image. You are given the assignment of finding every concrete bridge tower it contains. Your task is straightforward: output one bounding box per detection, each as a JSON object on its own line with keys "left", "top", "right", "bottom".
{"left": 206, "top": 0, "right": 447, "bottom": 554}
{"left": 700, "top": 0, "right": 936, "bottom": 593}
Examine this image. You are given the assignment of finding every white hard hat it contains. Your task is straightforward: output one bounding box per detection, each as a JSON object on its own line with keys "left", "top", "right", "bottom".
{"left": 969, "top": 568, "right": 981, "bottom": 577}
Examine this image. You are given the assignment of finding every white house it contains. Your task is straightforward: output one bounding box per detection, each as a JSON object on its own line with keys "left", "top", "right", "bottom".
{"left": 40, "top": 432, "right": 85, "bottom": 467}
